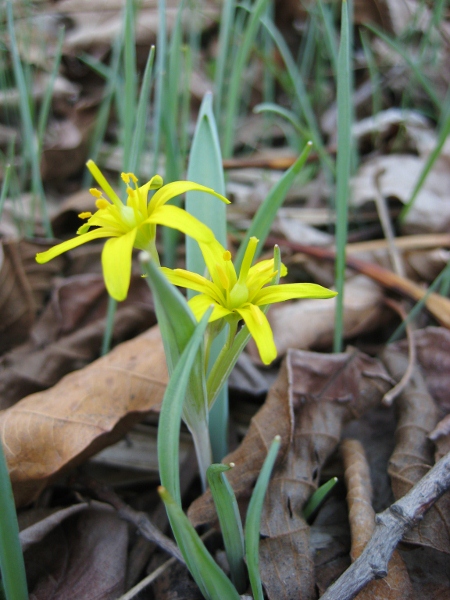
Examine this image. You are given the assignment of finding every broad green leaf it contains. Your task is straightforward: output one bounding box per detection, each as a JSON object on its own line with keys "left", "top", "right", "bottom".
{"left": 245, "top": 436, "right": 281, "bottom": 600}
{"left": 159, "top": 487, "right": 240, "bottom": 600}
{"left": 141, "top": 256, "right": 211, "bottom": 486}
{"left": 186, "top": 92, "right": 229, "bottom": 461}
{"left": 207, "top": 464, "right": 246, "bottom": 592}
{"left": 157, "top": 307, "right": 212, "bottom": 506}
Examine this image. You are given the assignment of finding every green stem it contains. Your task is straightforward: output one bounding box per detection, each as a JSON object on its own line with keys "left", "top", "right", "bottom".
{"left": 101, "top": 295, "right": 117, "bottom": 356}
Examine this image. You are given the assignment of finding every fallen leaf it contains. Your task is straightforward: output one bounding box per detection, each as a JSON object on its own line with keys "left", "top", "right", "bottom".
{"left": 0, "top": 325, "right": 167, "bottom": 507}
{"left": 25, "top": 507, "right": 128, "bottom": 599}
{"left": 391, "top": 327, "right": 450, "bottom": 413}
{"left": 258, "top": 348, "right": 391, "bottom": 600}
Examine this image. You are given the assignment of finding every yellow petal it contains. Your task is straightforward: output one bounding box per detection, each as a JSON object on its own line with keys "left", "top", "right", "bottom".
{"left": 150, "top": 181, "right": 230, "bottom": 211}
{"left": 235, "top": 304, "right": 277, "bottom": 365}
{"left": 253, "top": 283, "right": 337, "bottom": 306}
{"left": 101, "top": 229, "right": 137, "bottom": 301}
{"left": 35, "top": 229, "right": 115, "bottom": 264}
{"left": 147, "top": 205, "right": 215, "bottom": 243}
{"left": 188, "top": 294, "right": 232, "bottom": 322}
{"left": 160, "top": 267, "right": 225, "bottom": 304}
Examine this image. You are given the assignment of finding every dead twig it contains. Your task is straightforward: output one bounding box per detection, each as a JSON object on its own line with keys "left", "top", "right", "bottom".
{"left": 341, "top": 439, "right": 413, "bottom": 599}
{"left": 320, "top": 449, "right": 450, "bottom": 600}
{"left": 78, "top": 475, "right": 184, "bottom": 564}
{"left": 381, "top": 299, "right": 416, "bottom": 406}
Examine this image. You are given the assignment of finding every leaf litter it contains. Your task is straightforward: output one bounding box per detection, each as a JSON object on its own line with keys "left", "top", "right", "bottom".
{"left": 2, "top": 0, "right": 450, "bottom": 597}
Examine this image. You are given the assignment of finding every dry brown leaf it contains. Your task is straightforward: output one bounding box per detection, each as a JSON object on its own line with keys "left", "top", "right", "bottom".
{"left": 383, "top": 347, "right": 450, "bottom": 554}
{"left": 0, "top": 325, "right": 167, "bottom": 507}
{"left": 0, "top": 274, "right": 154, "bottom": 410}
{"left": 257, "top": 349, "right": 391, "bottom": 600}
{"left": 26, "top": 507, "right": 128, "bottom": 600}
{"left": 342, "top": 438, "right": 413, "bottom": 599}
{"left": 188, "top": 360, "right": 294, "bottom": 527}
{"left": 351, "top": 154, "right": 450, "bottom": 235}
{"left": 392, "top": 327, "right": 450, "bottom": 414}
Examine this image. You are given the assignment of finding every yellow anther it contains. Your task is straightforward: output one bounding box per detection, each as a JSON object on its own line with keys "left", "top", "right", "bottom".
{"left": 130, "top": 173, "right": 138, "bottom": 184}
{"left": 78, "top": 211, "right": 92, "bottom": 220}
{"left": 121, "top": 172, "right": 130, "bottom": 184}
{"left": 89, "top": 188, "right": 103, "bottom": 198}
{"left": 223, "top": 250, "right": 232, "bottom": 262}
{"left": 96, "top": 199, "right": 110, "bottom": 210}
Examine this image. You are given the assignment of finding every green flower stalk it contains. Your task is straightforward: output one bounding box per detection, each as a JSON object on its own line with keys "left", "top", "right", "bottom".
{"left": 162, "top": 236, "right": 337, "bottom": 364}
{"left": 36, "top": 160, "right": 229, "bottom": 301}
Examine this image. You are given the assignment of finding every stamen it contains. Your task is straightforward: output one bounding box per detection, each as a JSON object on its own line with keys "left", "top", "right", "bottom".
{"left": 223, "top": 250, "right": 232, "bottom": 262}
{"left": 121, "top": 173, "right": 130, "bottom": 184}
{"left": 96, "top": 199, "right": 110, "bottom": 210}
{"left": 89, "top": 188, "right": 103, "bottom": 198}
{"left": 130, "top": 173, "right": 138, "bottom": 184}
{"left": 78, "top": 211, "right": 92, "bottom": 219}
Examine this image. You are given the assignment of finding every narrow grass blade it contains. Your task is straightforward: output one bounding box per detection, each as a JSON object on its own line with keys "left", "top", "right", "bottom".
{"left": 259, "top": 14, "right": 334, "bottom": 176}
{"left": 222, "top": 0, "right": 271, "bottom": 158}
{"left": 234, "top": 141, "right": 313, "bottom": 271}
{"left": 214, "top": 0, "right": 236, "bottom": 125}
{"left": 317, "top": 0, "right": 338, "bottom": 76}
{"left": 122, "top": 0, "right": 137, "bottom": 172}
{"left": 152, "top": 0, "right": 167, "bottom": 176}
{"left": 303, "top": 477, "right": 338, "bottom": 522}
{"left": 0, "top": 165, "right": 11, "bottom": 221}
{"left": 399, "top": 107, "right": 450, "bottom": 222}
{"left": 207, "top": 464, "right": 246, "bottom": 593}
{"left": 6, "top": 0, "right": 52, "bottom": 237}
{"left": 365, "top": 22, "right": 440, "bottom": 111}
{"left": 129, "top": 45, "right": 155, "bottom": 174}
{"left": 0, "top": 441, "right": 28, "bottom": 600}
{"left": 333, "top": 0, "right": 352, "bottom": 353}
{"left": 158, "top": 487, "right": 241, "bottom": 600}
{"left": 157, "top": 307, "right": 211, "bottom": 506}
{"left": 37, "top": 26, "right": 65, "bottom": 153}
{"left": 245, "top": 435, "right": 281, "bottom": 600}
{"left": 82, "top": 33, "right": 123, "bottom": 187}
{"left": 186, "top": 92, "right": 229, "bottom": 461}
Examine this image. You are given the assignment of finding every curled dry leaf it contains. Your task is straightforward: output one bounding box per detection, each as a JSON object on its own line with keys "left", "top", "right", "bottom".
{"left": 382, "top": 347, "right": 450, "bottom": 554}
{"left": 247, "top": 275, "right": 385, "bottom": 360}
{"left": 341, "top": 438, "right": 413, "bottom": 599}
{"left": 0, "top": 325, "right": 168, "bottom": 507}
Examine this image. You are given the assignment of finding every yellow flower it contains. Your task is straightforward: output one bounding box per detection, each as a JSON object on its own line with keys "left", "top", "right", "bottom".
{"left": 161, "top": 237, "right": 337, "bottom": 364}
{"left": 36, "top": 160, "right": 229, "bottom": 301}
